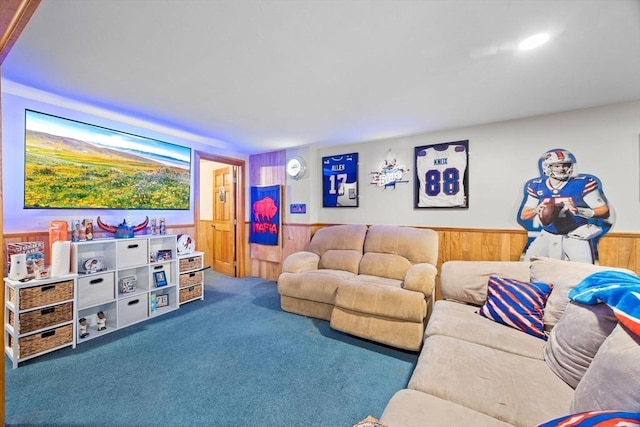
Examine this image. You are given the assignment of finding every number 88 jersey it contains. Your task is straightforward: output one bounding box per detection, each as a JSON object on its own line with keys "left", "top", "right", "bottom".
{"left": 417, "top": 144, "right": 467, "bottom": 207}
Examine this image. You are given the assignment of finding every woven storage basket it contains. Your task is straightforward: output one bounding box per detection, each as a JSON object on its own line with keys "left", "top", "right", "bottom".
{"left": 179, "top": 285, "right": 202, "bottom": 303}
{"left": 179, "top": 255, "right": 202, "bottom": 272}
{"left": 179, "top": 271, "right": 203, "bottom": 288}
{"left": 9, "top": 302, "right": 73, "bottom": 334}
{"left": 8, "top": 324, "right": 73, "bottom": 358}
{"left": 11, "top": 280, "right": 74, "bottom": 310}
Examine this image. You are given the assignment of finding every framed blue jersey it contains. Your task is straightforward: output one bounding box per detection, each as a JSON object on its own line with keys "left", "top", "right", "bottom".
{"left": 322, "top": 153, "right": 359, "bottom": 207}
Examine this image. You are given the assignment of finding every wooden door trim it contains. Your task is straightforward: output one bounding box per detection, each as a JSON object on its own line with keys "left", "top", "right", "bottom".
{"left": 194, "top": 151, "right": 246, "bottom": 277}
{"left": 1, "top": 0, "right": 42, "bottom": 422}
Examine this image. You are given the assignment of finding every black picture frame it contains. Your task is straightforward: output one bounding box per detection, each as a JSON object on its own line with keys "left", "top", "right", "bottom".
{"left": 322, "top": 152, "right": 359, "bottom": 207}
{"left": 156, "top": 294, "right": 169, "bottom": 307}
{"left": 414, "top": 140, "right": 469, "bottom": 209}
{"left": 153, "top": 271, "right": 168, "bottom": 288}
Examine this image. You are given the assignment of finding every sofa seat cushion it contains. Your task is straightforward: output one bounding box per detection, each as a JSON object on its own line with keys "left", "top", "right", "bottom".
{"left": 408, "top": 335, "right": 573, "bottom": 426}
{"left": 335, "top": 276, "right": 426, "bottom": 322}
{"left": 544, "top": 301, "right": 617, "bottom": 388}
{"left": 426, "top": 300, "right": 545, "bottom": 360}
{"left": 277, "top": 269, "right": 356, "bottom": 304}
{"left": 381, "top": 389, "right": 514, "bottom": 427}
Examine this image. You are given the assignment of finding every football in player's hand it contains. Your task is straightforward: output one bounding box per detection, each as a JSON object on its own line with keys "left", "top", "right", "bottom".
{"left": 539, "top": 203, "right": 559, "bottom": 226}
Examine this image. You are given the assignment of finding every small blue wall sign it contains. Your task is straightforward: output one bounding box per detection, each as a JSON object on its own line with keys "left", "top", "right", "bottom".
{"left": 290, "top": 204, "right": 307, "bottom": 214}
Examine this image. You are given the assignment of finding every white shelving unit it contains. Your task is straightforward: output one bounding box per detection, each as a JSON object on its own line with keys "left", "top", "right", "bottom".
{"left": 71, "top": 235, "right": 179, "bottom": 343}
{"left": 4, "top": 274, "right": 77, "bottom": 368}
{"left": 177, "top": 251, "right": 206, "bottom": 305}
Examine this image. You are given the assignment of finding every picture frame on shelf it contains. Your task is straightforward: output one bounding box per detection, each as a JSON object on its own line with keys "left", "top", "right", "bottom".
{"left": 156, "top": 294, "right": 169, "bottom": 307}
{"left": 153, "top": 271, "right": 168, "bottom": 288}
{"left": 156, "top": 249, "right": 173, "bottom": 261}
{"left": 118, "top": 275, "right": 137, "bottom": 294}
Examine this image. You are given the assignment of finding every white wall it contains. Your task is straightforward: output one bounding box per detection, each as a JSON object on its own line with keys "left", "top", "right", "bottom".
{"left": 286, "top": 101, "right": 640, "bottom": 232}
{"left": 1, "top": 84, "right": 249, "bottom": 233}
{"left": 4, "top": 81, "right": 638, "bottom": 234}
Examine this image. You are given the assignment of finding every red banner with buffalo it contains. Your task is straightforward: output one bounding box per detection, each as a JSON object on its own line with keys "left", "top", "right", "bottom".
{"left": 249, "top": 185, "right": 281, "bottom": 246}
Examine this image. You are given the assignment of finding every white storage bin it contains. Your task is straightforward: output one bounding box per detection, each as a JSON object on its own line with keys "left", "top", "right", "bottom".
{"left": 77, "top": 272, "right": 115, "bottom": 308}
{"left": 116, "top": 239, "right": 148, "bottom": 268}
{"left": 117, "top": 295, "right": 147, "bottom": 327}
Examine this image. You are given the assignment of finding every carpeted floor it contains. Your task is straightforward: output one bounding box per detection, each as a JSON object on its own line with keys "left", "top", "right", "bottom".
{"left": 5, "top": 270, "right": 418, "bottom": 426}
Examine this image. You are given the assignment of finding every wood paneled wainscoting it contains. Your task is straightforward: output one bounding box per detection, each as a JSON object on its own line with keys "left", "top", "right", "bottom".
{"left": 249, "top": 224, "right": 640, "bottom": 281}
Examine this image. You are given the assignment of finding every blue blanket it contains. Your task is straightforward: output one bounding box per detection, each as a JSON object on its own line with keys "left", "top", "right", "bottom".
{"left": 569, "top": 270, "right": 640, "bottom": 337}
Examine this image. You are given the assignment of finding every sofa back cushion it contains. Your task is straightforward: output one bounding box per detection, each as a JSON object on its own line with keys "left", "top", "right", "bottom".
{"left": 570, "top": 324, "right": 640, "bottom": 412}
{"left": 529, "top": 256, "right": 635, "bottom": 332}
{"left": 544, "top": 301, "right": 618, "bottom": 388}
{"left": 358, "top": 225, "right": 438, "bottom": 280}
{"left": 310, "top": 224, "right": 368, "bottom": 273}
{"left": 440, "top": 261, "right": 532, "bottom": 306}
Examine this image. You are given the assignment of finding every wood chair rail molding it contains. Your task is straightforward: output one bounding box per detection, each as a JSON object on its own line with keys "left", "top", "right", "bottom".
{"left": 250, "top": 223, "right": 639, "bottom": 279}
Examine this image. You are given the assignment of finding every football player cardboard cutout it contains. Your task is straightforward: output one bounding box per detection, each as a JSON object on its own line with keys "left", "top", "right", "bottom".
{"left": 517, "top": 148, "right": 614, "bottom": 264}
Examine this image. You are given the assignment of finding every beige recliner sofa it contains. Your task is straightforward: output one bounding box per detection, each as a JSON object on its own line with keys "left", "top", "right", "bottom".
{"left": 278, "top": 224, "right": 368, "bottom": 321}
{"left": 380, "top": 257, "right": 640, "bottom": 427}
{"left": 277, "top": 224, "right": 439, "bottom": 351}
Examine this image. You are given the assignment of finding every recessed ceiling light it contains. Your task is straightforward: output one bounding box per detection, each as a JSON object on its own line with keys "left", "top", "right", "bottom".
{"left": 518, "top": 33, "right": 550, "bottom": 51}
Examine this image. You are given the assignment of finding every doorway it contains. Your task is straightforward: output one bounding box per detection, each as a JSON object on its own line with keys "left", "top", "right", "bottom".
{"left": 195, "top": 152, "right": 246, "bottom": 278}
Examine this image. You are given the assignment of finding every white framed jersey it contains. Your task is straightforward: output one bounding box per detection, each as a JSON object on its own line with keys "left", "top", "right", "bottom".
{"left": 415, "top": 141, "right": 469, "bottom": 208}
{"left": 322, "top": 152, "right": 359, "bottom": 207}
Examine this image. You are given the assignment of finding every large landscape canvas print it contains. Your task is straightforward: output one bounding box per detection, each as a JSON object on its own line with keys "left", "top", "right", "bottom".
{"left": 24, "top": 110, "right": 192, "bottom": 210}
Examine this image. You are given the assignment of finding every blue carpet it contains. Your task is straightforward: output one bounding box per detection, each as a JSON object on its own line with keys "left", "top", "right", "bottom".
{"left": 5, "top": 271, "right": 418, "bottom": 426}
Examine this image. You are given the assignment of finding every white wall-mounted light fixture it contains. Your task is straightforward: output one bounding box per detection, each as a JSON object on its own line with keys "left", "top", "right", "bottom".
{"left": 286, "top": 156, "right": 307, "bottom": 180}
{"left": 518, "top": 33, "right": 550, "bottom": 51}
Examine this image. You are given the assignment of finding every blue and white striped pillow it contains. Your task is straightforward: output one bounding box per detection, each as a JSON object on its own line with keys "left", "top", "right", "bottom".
{"left": 536, "top": 411, "right": 640, "bottom": 427}
{"left": 477, "top": 276, "right": 553, "bottom": 340}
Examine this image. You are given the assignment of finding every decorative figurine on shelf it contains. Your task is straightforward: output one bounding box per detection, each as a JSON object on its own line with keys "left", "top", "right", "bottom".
{"left": 84, "top": 219, "right": 94, "bottom": 241}
{"left": 96, "top": 216, "right": 149, "bottom": 239}
{"left": 79, "top": 317, "right": 89, "bottom": 339}
{"left": 96, "top": 311, "right": 107, "bottom": 331}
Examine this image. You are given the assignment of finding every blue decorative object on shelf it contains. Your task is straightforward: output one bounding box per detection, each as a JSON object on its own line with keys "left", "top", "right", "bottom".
{"left": 97, "top": 216, "right": 149, "bottom": 239}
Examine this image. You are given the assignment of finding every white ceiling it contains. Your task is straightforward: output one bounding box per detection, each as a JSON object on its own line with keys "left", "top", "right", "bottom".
{"left": 3, "top": 0, "right": 639, "bottom": 154}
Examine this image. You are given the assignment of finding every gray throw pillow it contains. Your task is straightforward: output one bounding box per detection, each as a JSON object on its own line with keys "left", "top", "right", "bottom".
{"left": 570, "top": 324, "right": 640, "bottom": 412}
{"left": 544, "top": 301, "right": 617, "bottom": 388}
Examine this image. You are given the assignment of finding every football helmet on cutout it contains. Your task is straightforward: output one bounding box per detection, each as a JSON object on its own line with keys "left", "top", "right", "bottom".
{"left": 540, "top": 149, "right": 576, "bottom": 180}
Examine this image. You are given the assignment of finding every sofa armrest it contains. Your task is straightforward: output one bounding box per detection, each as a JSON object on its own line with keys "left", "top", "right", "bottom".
{"left": 282, "top": 251, "right": 321, "bottom": 273}
{"left": 403, "top": 263, "right": 437, "bottom": 297}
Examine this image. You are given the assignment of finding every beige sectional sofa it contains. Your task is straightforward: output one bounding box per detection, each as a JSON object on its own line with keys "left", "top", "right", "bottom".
{"left": 380, "top": 257, "right": 640, "bottom": 427}
{"left": 277, "top": 224, "right": 439, "bottom": 351}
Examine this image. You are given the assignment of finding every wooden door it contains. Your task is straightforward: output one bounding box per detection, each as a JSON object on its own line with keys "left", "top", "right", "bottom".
{"left": 212, "top": 166, "right": 236, "bottom": 276}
